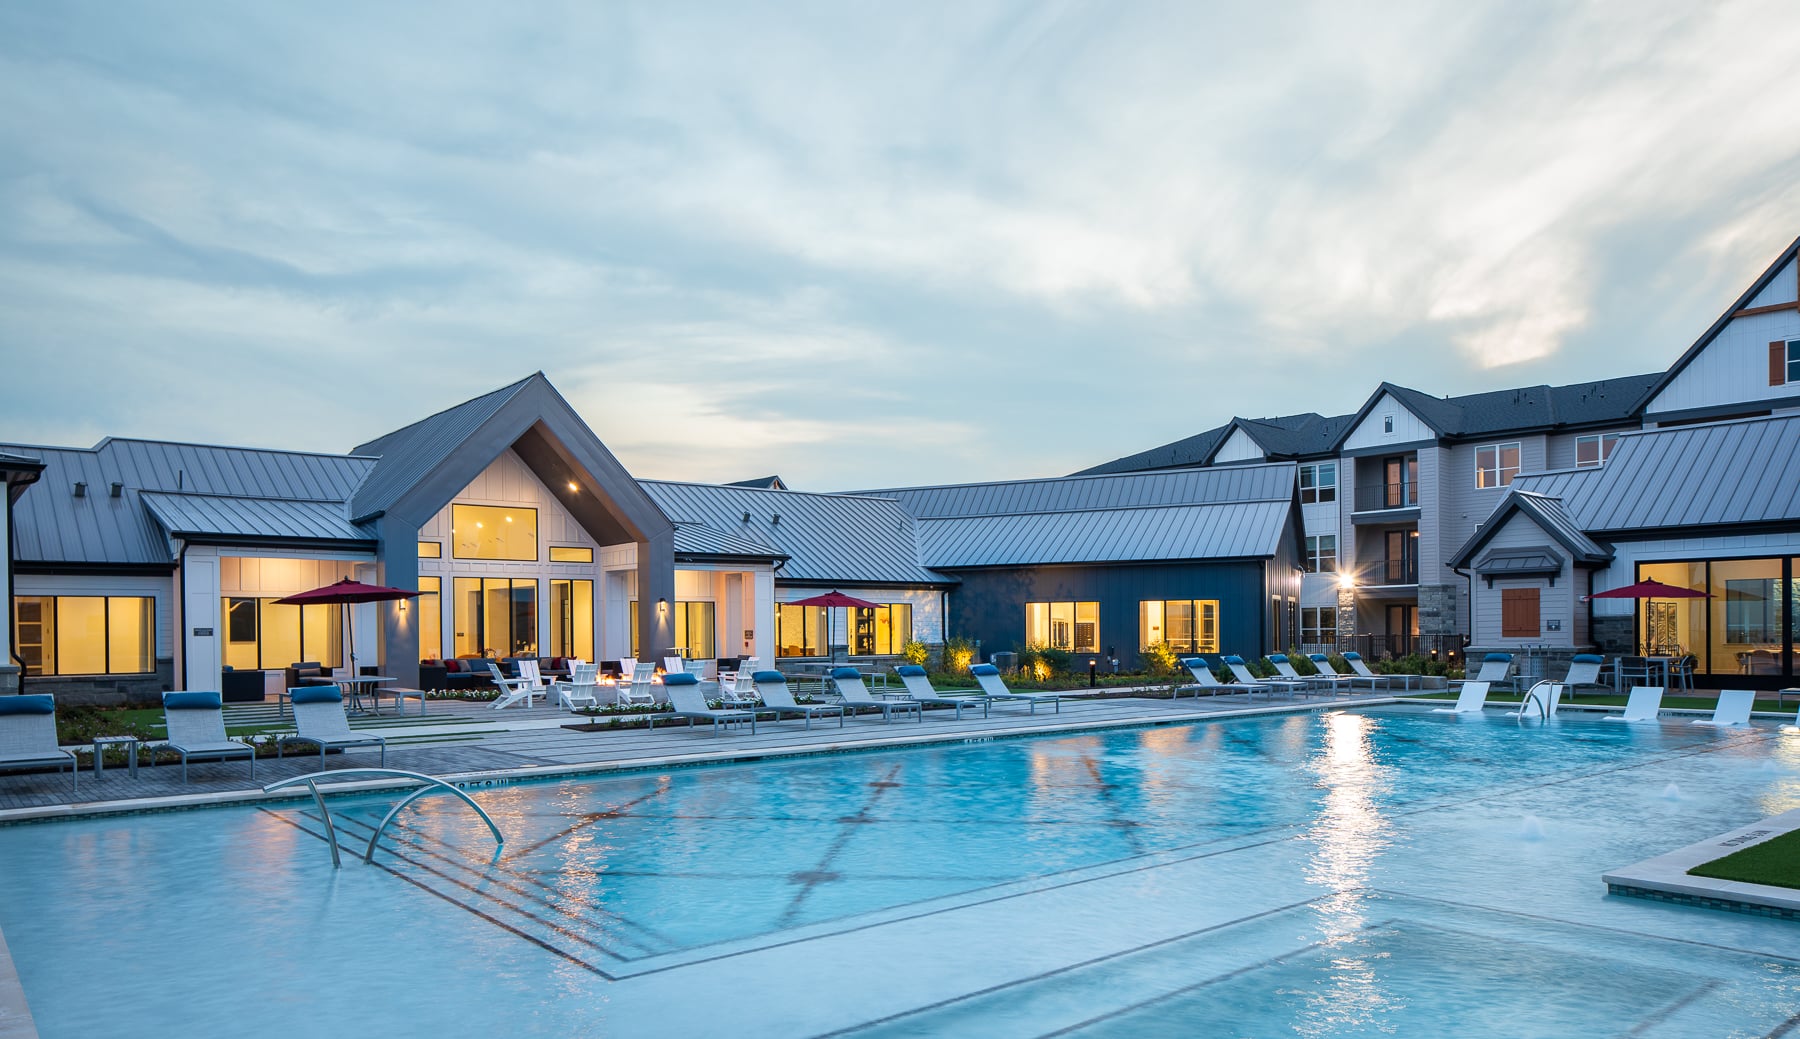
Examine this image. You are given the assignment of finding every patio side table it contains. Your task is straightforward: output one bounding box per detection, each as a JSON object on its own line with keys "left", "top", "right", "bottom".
{"left": 92, "top": 735, "right": 140, "bottom": 780}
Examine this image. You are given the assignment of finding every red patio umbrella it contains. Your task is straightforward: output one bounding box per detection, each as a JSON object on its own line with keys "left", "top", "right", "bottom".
{"left": 786, "top": 590, "right": 880, "bottom": 660}
{"left": 1590, "top": 578, "right": 1710, "bottom": 659}
{"left": 1589, "top": 579, "right": 1711, "bottom": 600}
{"left": 275, "top": 578, "right": 420, "bottom": 674}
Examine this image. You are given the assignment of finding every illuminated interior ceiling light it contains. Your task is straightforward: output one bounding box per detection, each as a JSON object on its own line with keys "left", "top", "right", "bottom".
{"left": 505, "top": 516, "right": 514, "bottom": 523}
{"left": 567, "top": 482, "right": 579, "bottom": 492}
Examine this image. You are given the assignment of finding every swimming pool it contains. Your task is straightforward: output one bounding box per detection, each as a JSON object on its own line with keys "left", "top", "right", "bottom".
{"left": 2, "top": 705, "right": 1797, "bottom": 1036}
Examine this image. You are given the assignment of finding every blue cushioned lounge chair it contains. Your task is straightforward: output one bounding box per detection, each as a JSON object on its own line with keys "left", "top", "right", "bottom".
{"left": 969, "top": 664, "right": 1060, "bottom": 714}
{"left": 0, "top": 694, "right": 78, "bottom": 795}
{"left": 161, "top": 692, "right": 255, "bottom": 783}
{"left": 1178, "top": 657, "right": 1231, "bottom": 697}
{"left": 285, "top": 686, "right": 387, "bottom": 767}
{"left": 832, "top": 668, "right": 923, "bottom": 723}
{"left": 651, "top": 673, "right": 757, "bottom": 734}
{"left": 751, "top": 671, "right": 844, "bottom": 729}
{"left": 894, "top": 665, "right": 990, "bottom": 719}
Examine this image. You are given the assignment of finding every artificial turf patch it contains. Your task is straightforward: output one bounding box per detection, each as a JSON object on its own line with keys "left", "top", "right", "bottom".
{"left": 1688, "top": 828, "right": 1800, "bottom": 890}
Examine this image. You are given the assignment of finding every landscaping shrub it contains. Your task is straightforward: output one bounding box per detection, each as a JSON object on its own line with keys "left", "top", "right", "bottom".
{"left": 1373, "top": 653, "right": 1461, "bottom": 678}
{"left": 1140, "top": 641, "right": 1180, "bottom": 678}
{"left": 942, "top": 636, "right": 976, "bottom": 674}
{"left": 900, "top": 640, "right": 931, "bottom": 667}
{"left": 1283, "top": 647, "right": 1319, "bottom": 676}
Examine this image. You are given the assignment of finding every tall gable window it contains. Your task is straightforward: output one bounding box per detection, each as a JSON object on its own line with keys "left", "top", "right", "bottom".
{"left": 1475, "top": 443, "right": 1521, "bottom": 489}
{"left": 1575, "top": 434, "right": 1619, "bottom": 468}
{"left": 451, "top": 504, "right": 538, "bottom": 561}
{"left": 1299, "top": 463, "right": 1336, "bottom": 504}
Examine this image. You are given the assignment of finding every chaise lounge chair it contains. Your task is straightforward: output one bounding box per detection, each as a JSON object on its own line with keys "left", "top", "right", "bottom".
{"left": 1603, "top": 686, "right": 1664, "bottom": 723}
{"left": 1221, "top": 656, "right": 1305, "bottom": 700}
{"left": 1693, "top": 689, "right": 1755, "bottom": 728}
{"left": 0, "top": 694, "right": 78, "bottom": 795}
{"left": 894, "top": 665, "right": 990, "bottom": 719}
{"left": 1431, "top": 681, "right": 1490, "bottom": 714}
{"left": 1342, "top": 651, "right": 1418, "bottom": 691}
{"left": 284, "top": 686, "right": 387, "bottom": 767}
{"left": 751, "top": 671, "right": 844, "bottom": 729}
{"left": 1267, "top": 653, "right": 1339, "bottom": 698}
{"left": 1308, "top": 655, "right": 1364, "bottom": 694}
{"left": 1178, "top": 657, "right": 1232, "bottom": 697}
{"left": 832, "top": 668, "right": 924, "bottom": 723}
{"left": 650, "top": 673, "right": 756, "bottom": 734}
{"left": 1557, "top": 654, "right": 1608, "bottom": 700}
{"left": 969, "top": 664, "right": 1061, "bottom": 714}
{"left": 1454, "top": 654, "right": 1516, "bottom": 694}
{"left": 161, "top": 692, "right": 256, "bottom": 783}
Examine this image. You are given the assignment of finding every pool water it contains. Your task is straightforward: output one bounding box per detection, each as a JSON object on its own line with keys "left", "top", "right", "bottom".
{"left": 2, "top": 706, "right": 1797, "bottom": 1036}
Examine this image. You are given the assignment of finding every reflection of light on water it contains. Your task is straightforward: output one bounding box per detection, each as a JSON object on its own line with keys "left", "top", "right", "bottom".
{"left": 1756, "top": 734, "right": 1800, "bottom": 817}
{"left": 1294, "top": 711, "right": 1398, "bottom": 1036}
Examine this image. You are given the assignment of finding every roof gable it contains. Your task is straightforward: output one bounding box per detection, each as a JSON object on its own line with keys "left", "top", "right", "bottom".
{"left": 350, "top": 374, "right": 672, "bottom": 547}
{"left": 1643, "top": 233, "right": 1800, "bottom": 413}
{"left": 1449, "top": 489, "right": 1612, "bottom": 570}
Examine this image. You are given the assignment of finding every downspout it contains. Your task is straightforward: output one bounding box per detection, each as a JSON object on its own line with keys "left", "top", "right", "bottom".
{"left": 1451, "top": 565, "right": 1473, "bottom": 663}
{"left": 175, "top": 539, "right": 189, "bottom": 691}
{"left": 1585, "top": 568, "right": 1596, "bottom": 651}
{"left": 6, "top": 492, "right": 23, "bottom": 686}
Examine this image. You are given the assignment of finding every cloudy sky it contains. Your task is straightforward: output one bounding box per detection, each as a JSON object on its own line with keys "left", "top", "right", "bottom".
{"left": 3, "top": 2, "right": 1799, "bottom": 489}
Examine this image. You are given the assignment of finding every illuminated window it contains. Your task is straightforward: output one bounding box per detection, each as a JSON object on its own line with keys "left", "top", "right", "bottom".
{"left": 221, "top": 597, "right": 340, "bottom": 669}
{"left": 1475, "top": 443, "right": 1522, "bottom": 489}
{"left": 418, "top": 541, "right": 442, "bottom": 559}
{"left": 1138, "top": 600, "right": 1219, "bottom": 653}
{"left": 450, "top": 504, "right": 538, "bottom": 561}
{"left": 13, "top": 597, "right": 154, "bottom": 676}
{"left": 549, "top": 546, "right": 593, "bottom": 563}
{"left": 453, "top": 578, "right": 538, "bottom": 657}
{"left": 551, "top": 579, "right": 594, "bottom": 660}
{"left": 418, "top": 576, "right": 441, "bottom": 661}
{"left": 1302, "top": 607, "right": 1337, "bottom": 646}
{"left": 1026, "top": 601, "right": 1099, "bottom": 653}
{"left": 777, "top": 604, "right": 826, "bottom": 658}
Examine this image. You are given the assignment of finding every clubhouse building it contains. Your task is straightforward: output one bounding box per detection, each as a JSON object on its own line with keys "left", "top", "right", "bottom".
{"left": 4, "top": 235, "right": 1799, "bottom": 701}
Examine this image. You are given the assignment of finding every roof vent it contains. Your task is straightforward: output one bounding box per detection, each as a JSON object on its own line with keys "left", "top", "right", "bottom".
{"left": 73, "top": 481, "right": 86, "bottom": 498}
{"left": 771, "top": 514, "right": 780, "bottom": 525}
{"left": 110, "top": 482, "right": 123, "bottom": 498}
{"left": 741, "top": 511, "right": 751, "bottom": 523}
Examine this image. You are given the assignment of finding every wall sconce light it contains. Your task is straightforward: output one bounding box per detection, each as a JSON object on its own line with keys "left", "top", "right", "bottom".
{"left": 657, "top": 597, "right": 669, "bottom": 614}
{"left": 1338, "top": 574, "right": 1356, "bottom": 591}
{"left": 398, "top": 599, "right": 408, "bottom": 613}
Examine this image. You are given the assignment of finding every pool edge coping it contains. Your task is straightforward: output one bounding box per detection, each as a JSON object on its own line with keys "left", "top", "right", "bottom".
{"left": 0, "top": 920, "right": 40, "bottom": 1039}
{"left": 0, "top": 696, "right": 1401, "bottom": 824}
{"left": 1602, "top": 807, "right": 1800, "bottom": 919}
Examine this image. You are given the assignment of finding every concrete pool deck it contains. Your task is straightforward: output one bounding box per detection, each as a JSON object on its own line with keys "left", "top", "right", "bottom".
{"left": 0, "top": 690, "right": 1399, "bottom": 822}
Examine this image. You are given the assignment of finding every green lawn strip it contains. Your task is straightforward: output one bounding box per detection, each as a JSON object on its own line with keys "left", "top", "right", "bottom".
{"left": 1687, "top": 829, "right": 1800, "bottom": 890}
{"left": 1406, "top": 691, "right": 1789, "bottom": 711}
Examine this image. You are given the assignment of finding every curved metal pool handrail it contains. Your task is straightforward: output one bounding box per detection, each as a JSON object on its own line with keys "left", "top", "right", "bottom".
{"left": 263, "top": 768, "right": 503, "bottom": 867}
{"left": 1515, "top": 680, "right": 1555, "bottom": 722}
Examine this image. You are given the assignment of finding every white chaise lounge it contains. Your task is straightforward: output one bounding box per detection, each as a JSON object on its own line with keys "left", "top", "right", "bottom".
{"left": 1693, "top": 689, "right": 1755, "bottom": 728}
{"left": 1603, "top": 686, "right": 1664, "bottom": 723}
{"left": 1431, "top": 681, "right": 1490, "bottom": 714}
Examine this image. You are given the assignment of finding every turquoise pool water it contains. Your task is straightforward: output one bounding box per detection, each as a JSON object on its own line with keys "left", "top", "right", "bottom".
{"left": 2, "top": 706, "right": 1797, "bottom": 1036}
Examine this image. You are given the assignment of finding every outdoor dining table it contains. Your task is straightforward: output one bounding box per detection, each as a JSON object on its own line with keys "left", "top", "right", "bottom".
{"left": 299, "top": 674, "right": 396, "bottom": 714}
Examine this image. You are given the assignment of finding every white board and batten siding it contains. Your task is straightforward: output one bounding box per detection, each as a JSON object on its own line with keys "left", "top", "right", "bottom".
{"left": 1212, "top": 428, "right": 1264, "bottom": 463}
{"left": 1340, "top": 394, "right": 1435, "bottom": 451}
{"left": 1469, "top": 515, "right": 1579, "bottom": 648}
{"left": 1647, "top": 262, "right": 1800, "bottom": 418}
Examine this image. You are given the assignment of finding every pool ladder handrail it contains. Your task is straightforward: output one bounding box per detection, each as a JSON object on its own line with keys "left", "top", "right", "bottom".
{"left": 262, "top": 768, "right": 504, "bottom": 869}
{"left": 1515, "top": 680, "right": 1561, "bottom": 722}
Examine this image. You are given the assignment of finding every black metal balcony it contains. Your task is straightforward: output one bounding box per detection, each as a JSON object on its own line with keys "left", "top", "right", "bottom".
{"left": 1353, "top": 481, "right": 1419, "bottom": 512}
{"left": 1383, "top": 557, "right": 1419, "bottom": 585}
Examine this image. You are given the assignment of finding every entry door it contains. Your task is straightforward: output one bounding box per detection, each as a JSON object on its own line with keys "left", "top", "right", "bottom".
{"left": 1386, "top": 604, "right": 1418, "bottom": 656}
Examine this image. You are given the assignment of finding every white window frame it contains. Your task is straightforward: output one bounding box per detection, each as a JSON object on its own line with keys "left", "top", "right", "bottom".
{"left": 1574, "top": 433, "right": 1619, "bottom": 468}
{"left": 1304, "top": 534, "right": 1337, "bottom": 573}
{"left": 1475, "top": 442, "right": 1522, "bottom": 489}
{"left": 1299, "top": 462, "right": 1337, "bottom": 504}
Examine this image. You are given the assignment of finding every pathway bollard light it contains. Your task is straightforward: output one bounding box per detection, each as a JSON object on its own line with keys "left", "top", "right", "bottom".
{"left": 1088, "top": 660, "right": 1097, "bottom": 687}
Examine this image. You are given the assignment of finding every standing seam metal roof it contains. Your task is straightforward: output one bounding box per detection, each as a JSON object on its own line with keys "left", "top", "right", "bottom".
{"left": 641, "top": 481, "right": 949, "bottom": 585}
{"left": 139, "top": 492, "right": 374, "bottom": 545}
{"left": 348, "top": 374, "right": 537, "bottom": 519}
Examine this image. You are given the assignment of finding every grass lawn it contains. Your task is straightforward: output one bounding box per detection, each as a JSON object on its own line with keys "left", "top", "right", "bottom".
{"left": 1688, "top": 829, "right": 1800, "bottom": 890}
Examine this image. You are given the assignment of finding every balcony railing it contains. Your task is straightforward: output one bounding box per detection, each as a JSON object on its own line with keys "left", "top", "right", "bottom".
{"left": 1382, "top": 557, "right": 1419, "bottom": 585}
{"left": 1353, "top": 481, "right": 1419, "bottom": 512}
{"left": 1348, "top": 633, "right": 1467, "bottom": 663}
